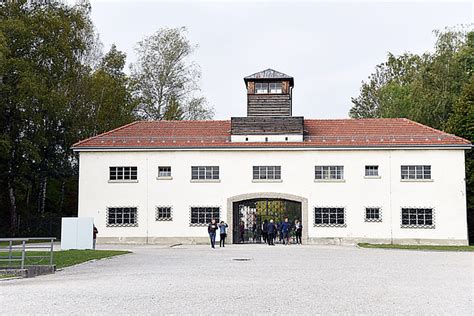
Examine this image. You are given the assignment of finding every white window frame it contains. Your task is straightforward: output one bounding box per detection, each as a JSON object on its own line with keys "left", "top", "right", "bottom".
{"left": 109, "top": 166, "right": 138, "bottom": 183}
{"left": 252, "top": 166, "right": 282, "bottom": 182}
{"left": 157, "top": 166, "right": 172, "bottom": 180}
{"left": 401, "top": 165, "right": 432, "bottom": 181}
{"left": 314, "top": 166, "right": 344, "bottom": 182}
{"left": 191, "top": 166, "right": 220, "bottom": 182}
{"left": 364, "top": 165, "right": 380, "bottom": 178}
{"left": 255, "top": 82, "right": 268, "bottom": 94}
{"left": 269, "top": 82, "right": 282, "bottom": 93}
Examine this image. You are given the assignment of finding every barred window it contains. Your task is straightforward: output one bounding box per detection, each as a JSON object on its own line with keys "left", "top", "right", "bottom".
{"left": 109, "top": 166, "right": 137, "bottom": 181}
{"left": 191, "top": 166, "right": 219, "bottom": 180}
{"left": 401, "top": 208, "right": 434, "bottom": 228}
{"left": 269, "top": 82, "right": 282, "bottom": 93}
{"left": 158, "top": 166, "right": 171, "bottom": 178}
{"left": 255, "top": 82, "right": 268, "bottom": 94}
{"left": 315, "top": 166, "right": 344, "bottom": 180}
{"left": 253, "top": 166, "right": 281, "bottom": 180}
{"left": 401, "top": 165, "right": 431, "bottom": 180}
{"left": 314, "top": 207, "right": 345, "bottom": 226}
{"left": 190, "top": 207, "right": 220, "bottom": 226}
{"left": 107, "top": 207, "right": 138, "bottom": 227}
{"left": 365, "top": 165, "right": 379, "bottom": 177}
{"left": 156, "top": 207, "right": 172, "bottom": 221}
{"left": 365, "top": 208, "right": 382, "bottom": 222}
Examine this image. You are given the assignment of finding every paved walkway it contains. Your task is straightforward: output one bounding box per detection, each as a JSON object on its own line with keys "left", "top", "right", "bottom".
{"left": 1, "top": 244, "right": 473, "bottom": 314}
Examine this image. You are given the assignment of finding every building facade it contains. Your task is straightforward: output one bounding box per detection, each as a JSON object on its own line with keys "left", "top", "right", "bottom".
{"left": 73, "top": 69, "right": 471, "bottom": 245}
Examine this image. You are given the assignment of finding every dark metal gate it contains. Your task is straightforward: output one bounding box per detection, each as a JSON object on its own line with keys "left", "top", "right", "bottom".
{"left": 232, "top": 198, "right": 302, "bottom": 244}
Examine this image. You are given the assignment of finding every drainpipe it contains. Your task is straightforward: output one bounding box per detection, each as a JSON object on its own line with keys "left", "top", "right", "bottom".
{"left": 146, "top": 155, "right": 149, "bottom": 245}
{"left": 389, "top": 150, "right": 394, "bottom": 244}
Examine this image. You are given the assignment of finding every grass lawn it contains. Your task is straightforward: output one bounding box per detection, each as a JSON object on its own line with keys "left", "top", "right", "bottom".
{"left": 0, "top": 274, "right": 17, "bottom": 279}
{"left": 358, "top": 243, "right": 474, "bottom": 252}
{"left": 0, "top": 250, "right": 131, "bottom": 269}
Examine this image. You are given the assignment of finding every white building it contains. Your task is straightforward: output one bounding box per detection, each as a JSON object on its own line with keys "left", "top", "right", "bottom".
{"left": 73, "top": 69, "right": 471, "bottom": 245}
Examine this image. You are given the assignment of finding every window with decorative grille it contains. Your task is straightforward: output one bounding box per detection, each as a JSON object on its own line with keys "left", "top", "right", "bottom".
{"left": 401, "top": 208, "right": 434, "bottom": 228}
{"left": 190, "top": 207, "right": 220, "bottom": 226}
{"left": 107, "top": 207, "right": 138, "bottom": 227}
{"left": 314, "top": 207, "right": 345, "bottom": 226}
{"left": 365, "top": 208, "right": 382, "bottom": 222}
{"left": 156, "top": 207, "right": 172, "bottom": 221}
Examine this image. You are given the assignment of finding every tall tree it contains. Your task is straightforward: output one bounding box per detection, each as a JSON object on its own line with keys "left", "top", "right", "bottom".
{"left": 131, "top": 27, "right": 214, "bottom": 120}
{"left": 0, "top": 1, "right": 136, "bottom": 236}
{"left": 349, "top": 27, "right": 474, "bottom": 242}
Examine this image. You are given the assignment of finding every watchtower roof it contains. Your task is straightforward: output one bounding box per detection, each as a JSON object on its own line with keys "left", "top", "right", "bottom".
{"left": 244, "top": 68, "right": 294, "bottom": 85}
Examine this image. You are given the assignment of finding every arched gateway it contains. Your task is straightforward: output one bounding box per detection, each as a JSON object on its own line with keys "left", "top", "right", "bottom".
{"left": 226, "top": 193, "right": 308, "bottom": 244}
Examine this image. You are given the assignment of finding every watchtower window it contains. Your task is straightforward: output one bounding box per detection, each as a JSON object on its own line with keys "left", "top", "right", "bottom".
{"left": 269, "top": 82, "right": 282, "bottom": 93}
{"left": 255, "top": 82, "right": 268, "bottom": 94}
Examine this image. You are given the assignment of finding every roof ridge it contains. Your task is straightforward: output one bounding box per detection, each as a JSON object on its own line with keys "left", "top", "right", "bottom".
{"left": 72, "top": 121, "right": 141, "bottom": 148}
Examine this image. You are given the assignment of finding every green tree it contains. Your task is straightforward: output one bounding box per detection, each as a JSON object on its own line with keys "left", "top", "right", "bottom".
{"left": 0, "top": 1, "right": 136, "bottom": 236}
{"left": 131, "top": 27, "right": 214, "bottom": 120}
{"left": 349, "top": 27, "right": 474, "bottom": 242}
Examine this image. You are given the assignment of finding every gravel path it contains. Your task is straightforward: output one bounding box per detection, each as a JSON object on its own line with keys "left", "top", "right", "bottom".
{"left": 1, "top": 244, "right": 473, "bottom": 315}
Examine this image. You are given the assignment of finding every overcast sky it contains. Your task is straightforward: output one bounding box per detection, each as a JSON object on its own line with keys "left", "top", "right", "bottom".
{"left": 88, "top": 0, "right": 473, "bottom": 119}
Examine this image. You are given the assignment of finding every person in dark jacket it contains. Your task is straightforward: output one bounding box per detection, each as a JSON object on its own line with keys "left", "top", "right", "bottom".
{"left": 208, "top": 219, "right": 218, "bottom": 248}
{"left": 294, "top": 219, "right": 303, "bottom": 245}
{"left": 266, "top": 219, "right": 276, "bottom": 246}
{"left": 218, "top": 221, "right": 228, "bottom": 247}
{"left": 262, "top": 219, "right": 268, "bottom": 244}
{"left": 93, "top": 225, "right": 98, "bottom": 250}
{"left": 281, "top": 217, "right": 292, "bottom": 245}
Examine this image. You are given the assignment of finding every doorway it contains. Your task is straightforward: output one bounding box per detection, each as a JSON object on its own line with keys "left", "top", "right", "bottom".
{"left": 232, "top": 198, "right": 302, "bottom": 244}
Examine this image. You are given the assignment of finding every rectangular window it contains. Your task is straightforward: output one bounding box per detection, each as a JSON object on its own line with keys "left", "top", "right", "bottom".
{"left": 158, "top": 166, "right": 171, "bottom": 178}
{"left": 269, "top": 82, "right": 282, "bottom": 93}
{"left": 365, "top": 207, "right": 382, "bottom": 222}
{"left": 365, "top": 165, "right": 379, "bottom": 177}
{"left": 255, "top": 82, "right": 268, "bottom": 94}
{"left": 190, "top": 207, "right": 220, "bottom": 226}
{"left": 107, "top": 207, "right": 138, "bottom": 227}
{"left": 191, "top": 166, "right": 219, "bottom": 180}
{"left": 315, "top": 166, "right": 344, "bottom": 180}
{"left": 253, "top": 166, "right": 281, "bottom": 180}
{"left": 401, "top": 165, "right": 431, "bottom": 180}
{"left": 401, "top": 208, "right": 434, "bottom": 228}
{"left": 314, "top": 207, "right": 345, "bottom": 226}
{"left": 155, "top": 207, "right": 172, "bottom": 221}
{"left": 109, "top": 166, "right": 137, "bottom": 181}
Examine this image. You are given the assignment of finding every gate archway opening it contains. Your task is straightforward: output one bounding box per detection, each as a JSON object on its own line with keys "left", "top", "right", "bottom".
{"left": 226, "top": 193, "right": 308, "bottom": 244}
{"left": 232, "top": 198, "right": 301, "bottom": 244}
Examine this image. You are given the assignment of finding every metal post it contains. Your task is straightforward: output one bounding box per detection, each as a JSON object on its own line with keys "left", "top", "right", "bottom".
{"left": 20, "top": 240, "right": 26, "bottom": 269}
{"left": 8, "top": 240, "right": 12, "bottom": 266}
{"left": 50, "top": 238, "right": 54, "bottom": 266}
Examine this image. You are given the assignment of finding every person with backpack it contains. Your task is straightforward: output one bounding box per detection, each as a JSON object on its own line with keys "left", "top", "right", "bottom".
{"left": 208, "top": 219, "right": 219, "bottom": 249}
{"left": 218, "top": 221, "right": 228, "bottom": 247}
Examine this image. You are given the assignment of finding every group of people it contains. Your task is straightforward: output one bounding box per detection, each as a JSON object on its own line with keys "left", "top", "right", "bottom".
{"left": 261, "top": 218, "right": 303, "bottom": 246}
{"left": 207, "top": 219, "right": 229, "bottom": 248}
{"left": 207, "top": 217, "right": 303, "bottom": 248}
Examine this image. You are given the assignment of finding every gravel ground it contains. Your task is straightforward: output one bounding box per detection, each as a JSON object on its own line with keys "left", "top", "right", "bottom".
{"left": 0, "top": 243, "right": 473, "bottom": 315}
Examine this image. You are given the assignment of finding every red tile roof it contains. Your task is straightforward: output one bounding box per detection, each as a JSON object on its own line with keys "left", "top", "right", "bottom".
{"left": 72, "top": 118, "right": 471, "bottom": 150}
